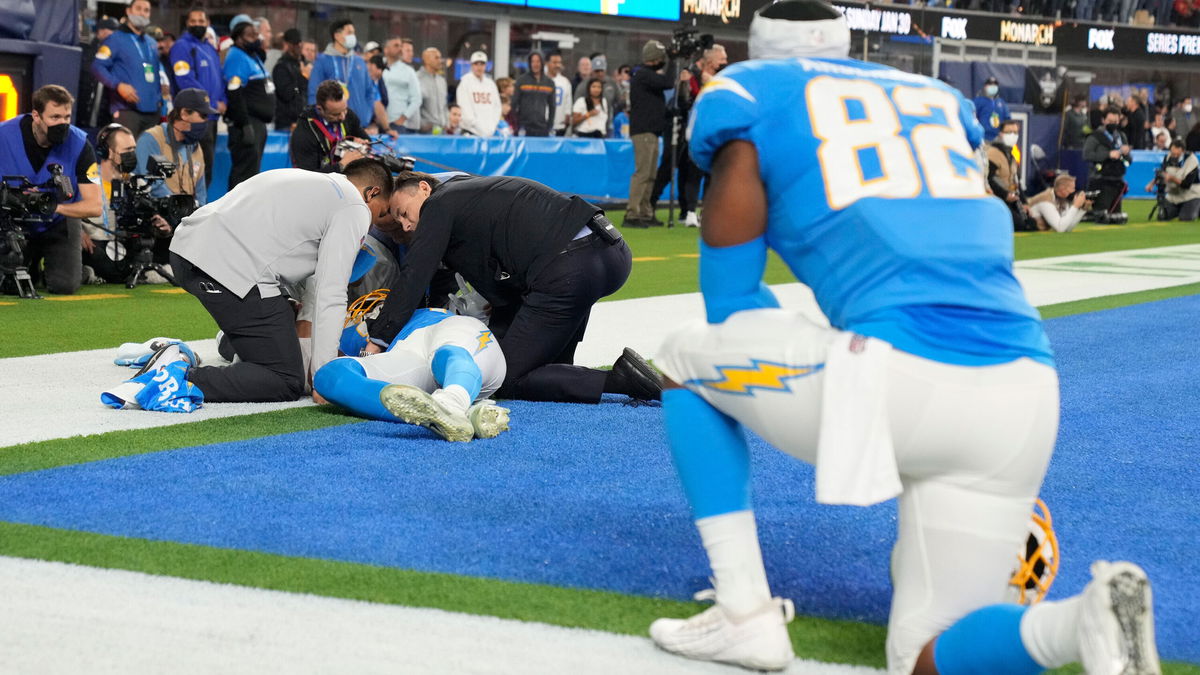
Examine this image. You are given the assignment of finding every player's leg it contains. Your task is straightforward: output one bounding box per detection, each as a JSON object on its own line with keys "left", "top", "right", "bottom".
{"left": 312, "top": 357, "right": 400, "bottom": 422}
{"left": 651, "top": 308, "right": 834, "bottom": 670}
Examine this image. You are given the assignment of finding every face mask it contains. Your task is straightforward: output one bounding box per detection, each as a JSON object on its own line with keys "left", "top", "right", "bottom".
{"left": 182, "top": 119, "right": 208, "bottom": 144}
{"left": 985, "top": 85, "right": 999, "bottom": 97}
{"left": 1106, "top": 123, "right": 1119, "bottom": 133}
{"left": 342, "top": 34, "right": 357, "bottom": 50}
{"left": 1001, "top": 132, "right": 1019, "bottom": 147}
{"left": 45, "top": 122, "right": 70, "bottom": 146}
{"left": 244, "top": 39, "right": 262, "bottom": 53}
{"left": 128, "top": 14, "right": 150, "bottom": 29}
{"left": 118, "top": 150, "right": 138, "bottom": 173}
{"left": 187, "top": 25, "right": 207, "bottom": 40}
{"left": 1185, "top": 103, "right": 1194, "bottom": 113}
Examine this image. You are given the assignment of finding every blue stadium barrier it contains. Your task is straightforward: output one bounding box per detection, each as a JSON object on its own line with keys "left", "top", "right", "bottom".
{"left": 210, "top": 133, "right": 639, "bottom": 203}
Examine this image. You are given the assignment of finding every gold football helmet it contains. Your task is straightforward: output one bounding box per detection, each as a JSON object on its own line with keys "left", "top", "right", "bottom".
{"left": 1008, "top": 497, "right": 1060, "bottom": 605}
{"left": 345, "top": 289, "right": 389, "bottom": 327}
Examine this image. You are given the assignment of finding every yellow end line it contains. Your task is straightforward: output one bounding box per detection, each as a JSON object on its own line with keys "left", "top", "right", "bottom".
{"left": 152, "top": 288, "right": 188, "bottom": 294}
{"left": 45, "top": 293, "right": 130, "bottom": 302}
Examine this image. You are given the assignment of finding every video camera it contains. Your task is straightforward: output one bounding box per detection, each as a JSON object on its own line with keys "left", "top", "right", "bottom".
{"left": 0, "top": 164, "right": 73, "bottom": 299}
{"left": 110, "top": 155, "right": 197, "bottom": 234}
{"left": 335, "top": 139, "right": 416, "bottom": 174}
{"left": 668, "top": 26, "right": 714, "bottom": 61}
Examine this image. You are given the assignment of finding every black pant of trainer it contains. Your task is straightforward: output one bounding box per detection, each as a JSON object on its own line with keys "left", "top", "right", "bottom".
{"left": 491, "top": 236, "right": 632, "bottom": 403}
{"left": 171, "top": 252, "right": 305, "bottom": 402}
{"left": 227, "top": 118, "right": 267, "bottom": 192}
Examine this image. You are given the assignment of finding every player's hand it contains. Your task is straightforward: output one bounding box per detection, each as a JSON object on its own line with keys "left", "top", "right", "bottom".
{"left": 117, "top": 83, "right": 140, "bottom": 104}
{"left": 363, "top": 342, "right": 383, "bottom": 355}
{"left": 312, "top": 391, "right": 328, "bottom": 405}
{"left": 1072, "top": 191, "right": 1087, "bottom": 208}
{"left": 82, "top": 235, "right": 95, "bottom": 254}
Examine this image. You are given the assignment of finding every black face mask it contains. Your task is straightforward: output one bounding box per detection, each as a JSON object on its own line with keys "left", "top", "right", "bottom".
{"left": 45, "top": 122, "right": 70, "bottom": 146}
{"left": 244, "top": 39, "right": 263, "bottom": 54}
{"left": 118, "top": 150, "right": 138, "bottom": 173}
{"left": 182, "top": 119, "right": 208, "bottom": 144}
{"left": 187, "top": 25, "right": 208, "bottom": 41}
{"left": 1106, "top": 123, "right": 1119, "bottom": 133}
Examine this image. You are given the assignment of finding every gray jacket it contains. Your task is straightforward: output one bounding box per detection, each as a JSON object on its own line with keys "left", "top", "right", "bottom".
{"left": 417, "top": 69, "right": 448, "bottom": 132}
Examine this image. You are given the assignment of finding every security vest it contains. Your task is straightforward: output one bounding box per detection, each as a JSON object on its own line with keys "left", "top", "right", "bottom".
{"left": 144, "top": 123, "right": 203, "bottom": 198}
{"left": 0, "top": 115, "right": 87, "bottom": 233}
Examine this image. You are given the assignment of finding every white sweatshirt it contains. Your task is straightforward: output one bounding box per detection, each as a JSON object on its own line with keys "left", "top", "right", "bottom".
{"left": 455, "top": 73, "right": 501, "bottom": 137}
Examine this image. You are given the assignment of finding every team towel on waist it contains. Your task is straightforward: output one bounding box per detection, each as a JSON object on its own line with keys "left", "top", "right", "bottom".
{"left": 101, "top": 362, "right": 204, "bottom": 413}
{"left": 814, "top": 333, "right": 901, "bottom": 506}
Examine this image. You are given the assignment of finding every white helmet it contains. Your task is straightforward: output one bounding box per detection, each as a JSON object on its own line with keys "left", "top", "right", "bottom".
{"left": 749, "top": 0, "right": 851, "bottom": 61}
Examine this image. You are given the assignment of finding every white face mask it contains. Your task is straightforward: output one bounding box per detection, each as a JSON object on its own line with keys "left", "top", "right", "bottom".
{"left": 985, "top": 84, "right": 999, "bottom": 97}
{"left": 1002, "top": 132, "right": 1019, "bottom": 147}
{"left": 1185, "top": 103, "right": 1194, "bottom": 113}
{"left": 342, "top": 33, "right": 357, "bottom": 50}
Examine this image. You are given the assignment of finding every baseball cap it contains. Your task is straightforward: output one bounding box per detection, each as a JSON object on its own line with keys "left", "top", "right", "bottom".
{"left": 470, "top": 51, "right": 488, "bottom": 63}
{"left": 96, "top": 17, "right": 120, "bottom": 32}
{"left": 985, "top": 76, "right": 999, "bottom": 85}
{"left": 174, "top": 88, "right": 219, "bottom": 116}
{"left": 591, "top": 54, "right": 608, "bottom": 72}
{"left": 363, "top": 41, "right": 380, "bottom": 53}
{"left": 642, "top": 41, "right": 665, "bottom": 63}
{"left": 282, "top": 28, "right": 302, "bottom": 45}
{"left": 230, "top": 14, "right": 254, "bottom": 30}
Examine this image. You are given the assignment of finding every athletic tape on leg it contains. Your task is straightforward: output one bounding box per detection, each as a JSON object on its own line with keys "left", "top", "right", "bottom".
{"left": 432, "top": 345, "right": 483, "bottom": 402}
{"left": 312, "top": 358, "right": 398, "bottom": 422}
{"left": 663, "top": 388, "right": 751, "bottom": 519}
{"left": 934, "top": 604, "right": 1043, "bottom": 675}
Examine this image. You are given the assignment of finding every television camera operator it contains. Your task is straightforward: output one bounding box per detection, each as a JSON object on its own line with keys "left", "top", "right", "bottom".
{"left": 1083, "top": 107, "right": 1132, "bottom": 223}
{"left": 626, "top": 37, "right": 695, "bottom": 228}
{"left": 0, "top": 85, "right": 102, "bottom": 296}
{"left": 290, "top": 79, "right": 371, "bottom": 173}
{"left": 1145, "top": 139, "right": 1200, "bottom": 222}
{"left": 133, "top": 89, "right": 213, "bottom": 252}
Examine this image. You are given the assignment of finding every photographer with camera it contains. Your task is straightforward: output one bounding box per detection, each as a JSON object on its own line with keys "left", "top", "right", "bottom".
{"left": 136, "top": 89, "right": 212, "bottom": 208}
{"left": 1083, "top": 107, "right": 1132, "bottom": 219}
{"left": 0, "top": 85, "right": 102, "bottom": 296}
{"left": 626, "top": 39, "right": 690, "bottom": 228}
{"left": 1028, "top": 174, "right": 1089, "bottom": 233}
{"left": 1145, "top": 139, "right": 1200, "bottom": 221}
{"left": 290, "top": 80, "right": 371, "bottom": 173}
{"left": 82, "top": 124, "right": 160, "bottom": 283}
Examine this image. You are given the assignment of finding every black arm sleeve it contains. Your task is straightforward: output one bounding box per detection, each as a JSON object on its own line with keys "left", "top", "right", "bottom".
{"left": 367, "top": 208, "right": 454, "bottom": 344}
{"left": 1181, "top": 165, "right": 1200, "bottom": 190}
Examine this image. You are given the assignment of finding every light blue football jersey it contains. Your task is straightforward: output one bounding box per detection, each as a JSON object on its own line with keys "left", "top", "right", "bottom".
{"left": 688, "top": 57, "right": 1052, "bottom": 367}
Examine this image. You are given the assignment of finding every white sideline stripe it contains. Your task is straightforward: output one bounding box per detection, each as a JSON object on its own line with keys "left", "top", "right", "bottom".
{"left": 0, "top": 556, "right": 883, "bottom": 675}
{"left": 2, "top": 244, "right": 1199, "bottom": 447}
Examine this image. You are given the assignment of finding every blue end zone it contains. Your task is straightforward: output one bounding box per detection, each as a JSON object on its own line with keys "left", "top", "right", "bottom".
{"left": 0, "top": 295, "right": 1197, "bottom": 662}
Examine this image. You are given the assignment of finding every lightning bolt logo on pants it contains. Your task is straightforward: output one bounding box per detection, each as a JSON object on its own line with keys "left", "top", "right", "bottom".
{"left": 475, "top": 330, "right": 494, "bottom": 354}
{"left": 688, "top": 359, "right": 824, "bottom": 396}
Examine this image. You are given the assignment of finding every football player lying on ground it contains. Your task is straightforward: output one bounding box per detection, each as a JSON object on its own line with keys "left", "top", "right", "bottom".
{"left": 312, "top": 292, "right": 509, "bottom": 442}
{"left": 648, "top": 2, "right": 1160, "bottom": 674}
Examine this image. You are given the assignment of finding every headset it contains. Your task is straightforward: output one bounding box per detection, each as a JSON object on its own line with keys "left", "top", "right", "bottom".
{"left": 94, "top": 123, "right": 130, "bottom": 161}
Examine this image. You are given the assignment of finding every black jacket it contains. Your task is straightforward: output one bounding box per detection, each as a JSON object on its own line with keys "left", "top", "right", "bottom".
{"left": 273, "top": 53, "right": 307, "bottom": 129}
{"left": 1083, "top": 127, "right": 1129, "bottom": 178}
{"left": 629, "top": 63, "right": 676, "bottom": 136}
{"left": 512, "top": 72, "right": 556, "bottom": 136}
{"left": 289, "top": 106, "right": 367, "bottom": 173}
{"left": 368, "top": 175, "right": 601, "bottom": 344}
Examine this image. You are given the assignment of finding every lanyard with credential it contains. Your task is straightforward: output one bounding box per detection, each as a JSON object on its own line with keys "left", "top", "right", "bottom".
{"left": 333, "top": 54, "right": 353, "bottom": 84}
{"left": 131, "top": 33, "right": 154, "bottom": 67}
{"left": 314, "top": 119, "right": 345, "bottom": 162}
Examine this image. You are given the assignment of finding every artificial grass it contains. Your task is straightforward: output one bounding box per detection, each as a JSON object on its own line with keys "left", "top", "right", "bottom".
{"left": 1038, "top": 282, "right": 1200, "bottom": 319}
{"left": 0, "top": 521, "right": 887, "bottom": 668}
{"left": 0, "top": 407, "right": 356, "bottom": 476}
{"left": 4, "top": 203, "right": 1198, "bottom": 357}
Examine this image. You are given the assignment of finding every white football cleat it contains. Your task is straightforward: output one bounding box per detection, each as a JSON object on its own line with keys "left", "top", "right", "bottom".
{"left": 468, "top": 400, "right": 510, "bottom": 439}
{"left": 650, "top": 590, "right": 795, "bottom": 671}
{"left": 685, "top": 211, "right": 700, "bottom": 228}
{"left": 380, "top": 384, "right": 475, "bottom": 442}
{"left": 1078, "top": 561, "right": 1161, "bottom": 675}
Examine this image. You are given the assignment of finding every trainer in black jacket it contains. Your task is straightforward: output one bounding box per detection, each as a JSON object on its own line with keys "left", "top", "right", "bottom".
{"left": 368, "top": 172, "right": 661, "bottom": 404}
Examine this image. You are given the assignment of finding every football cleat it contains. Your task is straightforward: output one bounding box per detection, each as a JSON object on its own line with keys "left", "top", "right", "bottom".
{"left": 650, "top": 589, "right": 795, "bottom": 671}
{"left": 380, "top": 384, "right": 474, "bottom": 442}
{"left": 468, "top": 400, "right": 510, "bottom": 439}
{"left": 346, "top": 289, "right": 390, "bottom": 327}
{"left": 1078, "top": 561, "right": 1160, "bottom": 675}
{"left": 1009, "top": 497, "right": 1059, "bottom": 605}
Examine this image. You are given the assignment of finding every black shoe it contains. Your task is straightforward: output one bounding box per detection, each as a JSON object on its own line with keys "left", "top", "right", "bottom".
{"left": 606, "top": 347, "right": 663, "bottom": 402}
{"left": 645, "top": 218, "right": 665, "bottom": 227}
{"left": 623, "top": 218, "right": 651, "bottom": 229}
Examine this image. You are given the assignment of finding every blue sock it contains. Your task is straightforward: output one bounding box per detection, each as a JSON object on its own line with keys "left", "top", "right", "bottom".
{"left": 662, "top": 388, "right": 751, "bottom": 519}
{"left": 312, "top": 358, "right": 399, "bottom": 422}
{"left": 431, "top": 345, "right": 482, "bottom": 401}
{"left": 934, "top": 604, "right": 1043, "bottom": 675}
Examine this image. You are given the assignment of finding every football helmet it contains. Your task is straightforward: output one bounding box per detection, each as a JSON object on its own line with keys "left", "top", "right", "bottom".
{"left": 1008, "top": 497, "right": 1060, "bottom": 605}
{"left": 345, "top": 288, "right": 389, "bottom": 327}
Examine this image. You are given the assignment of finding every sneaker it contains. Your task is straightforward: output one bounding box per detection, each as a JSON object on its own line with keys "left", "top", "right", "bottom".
{"left": 650, "top": 590, "right": 795, "bottom": 671}
{"left": 468, "top": 400, "right": 511, "bottom": 439}
{"left": 609, "top": 347, "right": 663, "bottom": 401}
{"left": 140, "top": 270, "right": 170, "bottom": 284}
{"left": 623, "top": 218, "right": 651, "bottom": 229}
{"left": 685, "top": 211, "right": 700, "bottom": 228}
{"left": 380, "top": 384, "right": 475, "bottom": 442}
{"left": 133, "top": 343, "right": 193, "bottom": 378}
{"left": 1078, "top": 561, "right": 1160, "bottom": 675}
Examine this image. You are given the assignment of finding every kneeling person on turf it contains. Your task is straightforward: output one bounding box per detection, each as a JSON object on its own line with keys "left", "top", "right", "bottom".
{"left": 649, "top": 2, "right": 1161, "bottom": 674}
{"left": 314, "top": 302, "right": 508, "bottom": 442}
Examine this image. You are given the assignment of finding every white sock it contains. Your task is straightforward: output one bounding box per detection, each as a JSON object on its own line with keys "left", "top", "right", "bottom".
{"left": 433, "top": 385, "right": 472, "bottom": 413}
{"left": 1019, "top": 596, "right": 1082, "bottom": 668}
{"left": 696, "top": 510, "right": 772, "bottom": 618}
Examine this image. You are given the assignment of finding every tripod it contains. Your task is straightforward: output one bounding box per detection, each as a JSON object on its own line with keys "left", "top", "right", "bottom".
{"left": 123, "top": 234, "right": 175, "bottom": 289}
{"left": 0, "top": 228, "right": 41, "bottom": 299}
